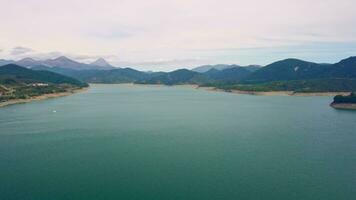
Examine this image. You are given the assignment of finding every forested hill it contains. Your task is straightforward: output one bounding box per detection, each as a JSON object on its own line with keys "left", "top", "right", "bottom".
{"left": 0, "top": 64, "right": 88, "bottom": 102}
{"left": 0, "top": 64, "right": 87, "bottom": 87}
{"left": 243, "top": 57, "right": 356, "bottom": 83}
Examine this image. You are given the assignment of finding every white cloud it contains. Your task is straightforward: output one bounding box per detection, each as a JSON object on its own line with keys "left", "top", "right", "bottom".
{"left": 10, "top": 46, "right": 34, "bottom": 55}
{"left": 1, "top": 0, "right": 356, "bottom": 70}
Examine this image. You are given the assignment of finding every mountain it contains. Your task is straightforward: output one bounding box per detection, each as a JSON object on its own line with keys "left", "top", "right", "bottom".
{"left": 138, "top": 69, "right": 209, "bottom": 85}
{"left": 243, "top": 57, "right": 356, "bottom": 83}
{"left": 15, "top": 58, "right": 43, "bottom": 68}
{"left": 90, "top": 58, "right": 114, "bottom": 69}
{"left": 192, "top": 64, "right": 261, "bottom": 73}
{"left": 192, "top": 64, "right": 240, "bottom": 73}
{"left": 32, "top": 65, "right": 156, "bottom": 83}
{"left": 0, "top": 56, "right": 115, "bottom": 70}
{"left": 42, "top": 56, "right": 115, "bottom": 70}
{"left": 16, "top": 56, "right": 356, "bottom": 93}
{"left": 321, "top": 56, "right": 356, "bottom": 78}
{"left": 244, "top": 65, "right": 262, "bottom": 72}
{"left": 0, "top": 59, "right": 14, "bottom": 66}
{"left": 243, "top": 59, "right": 330, "bottom": 83}
{"left": 204, "top": 67, "right": 252, "bottom": 81}
{"left": 0, "top": 64, "right": 87, "bottom": 87}
{"left": 41, "top": 56, "right": 100, "bottom": 70}
{"left": 33, "top": 67, "right": 207, "bottom": 85}
{"left": 73, "top": 68, "right": 152, "bottom": 83}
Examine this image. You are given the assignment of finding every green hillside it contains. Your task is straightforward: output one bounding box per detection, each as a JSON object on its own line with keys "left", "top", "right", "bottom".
{"left": 136, "top": 69, "right": 210, "bottom": 85}
{"left": 0, "top": 64, "right": 88, "bottom": 102}
{"left": 212, "top": 79, "right": 356, "bottom": 93}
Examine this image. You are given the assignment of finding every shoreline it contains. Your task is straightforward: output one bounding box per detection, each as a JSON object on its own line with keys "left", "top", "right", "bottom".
{"left": 197, "top": 86, "right": 350, "bottom": 96}
{"left": 330, "top": 103, "right": 356, "bottom": 110}
{"left": 82, "top": 83, "right": 350, "bottom": 97}
{"left": 0, "top": 87, "right": 88, "bottom": 108}
{"left": 97, "top": 83, "right": 351, "bottom": 97}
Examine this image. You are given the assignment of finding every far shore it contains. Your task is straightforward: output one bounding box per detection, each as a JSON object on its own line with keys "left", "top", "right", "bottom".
{"left": 0, "top": 87, "right": 88, "bottom": 108}
{"left": 196, "top": 86, "right": 350, "bottom": 97}
{"left": 93, "top": 83, "right": 351, "bottom": 97}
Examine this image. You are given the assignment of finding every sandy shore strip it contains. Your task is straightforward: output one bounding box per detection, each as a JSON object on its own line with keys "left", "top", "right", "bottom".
{"left": 330, "top": 103, "right": 356, "bottom": 110}
{"left": 93, "top": 83, "right": 349, "bottom": 97}
{"left": 0, "top": 87, "right": 88, "bottom": 108}
{"left": 197, "top": 86, "right": 350, "bottom": 96}
{"left": 131, "top": 83, "right": 200, "bottom": 88}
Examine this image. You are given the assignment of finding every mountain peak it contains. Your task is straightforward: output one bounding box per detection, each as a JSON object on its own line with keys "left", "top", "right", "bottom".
{"left": 192, "top": 64, "right": 240, "bottom": 73}
{"left": 53, "top": 56, "right": 73, "bottom": 62}
{"left": 15, "top": 57, "right": 41, "bottom": 67}
{"left": 18, "top": 57, "right": 37, "bottom": 62}
{"left": 91, "top": 58, "right": 112, "bottom": 67}
{"left": 339, "top": 56, "right": 356, "bottom": 63}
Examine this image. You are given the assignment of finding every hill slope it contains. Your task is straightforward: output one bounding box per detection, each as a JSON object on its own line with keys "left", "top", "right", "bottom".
{"left": 243, "top": 59, "right": 329, "bottom": 83}
{"left": 204, "top": 67, "right": 252, "bottom": 82}
{"left": 32, "top": 66, "right": 155, "bottom": 83}
{"left": 243, "top": 57, "right": 356, "bottom": 83}
{"left": 0, "top": 64, "right": 87, "bottom": 87}
{"left": 137, "top": 69, "right": 210, "bottom": 85}
{"left": 0, "top": 64, "right": 88, "bottom": 103}
{"left": 192, "top": 64, "right": 261, "bottom": 73}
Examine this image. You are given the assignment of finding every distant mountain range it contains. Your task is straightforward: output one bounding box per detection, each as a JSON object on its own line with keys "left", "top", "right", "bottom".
{"left": 192, "top": 64, "right": 261, "bottom": 73}
{"left": 1, "top": 56, "right": 356, "bottom": 92}
{"left": 0, "top": 56, "right": 115, "bottom": 70}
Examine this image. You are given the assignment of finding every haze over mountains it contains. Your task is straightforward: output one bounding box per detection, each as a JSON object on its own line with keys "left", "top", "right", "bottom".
{"left": 90, "top": 58, "right": 114, "bottom": 68}
{"left": 192, "top": 64, "right": 261, "bottom": 73}
{"left": 1, "top": 56, "right": 356, "bottom": 92}
{"left": 0, "top": 56, "right": 115, "bottom": 70}
{"left": 0, "top": 64, "right": 86, "bottom": 87}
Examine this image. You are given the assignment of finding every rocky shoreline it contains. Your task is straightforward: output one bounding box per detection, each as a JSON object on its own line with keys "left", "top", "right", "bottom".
{"left": 330, "top": 103, "right": 356, "bottom": 110}
{"left": 197, "top": 86, "right": 350, "bottom": 96}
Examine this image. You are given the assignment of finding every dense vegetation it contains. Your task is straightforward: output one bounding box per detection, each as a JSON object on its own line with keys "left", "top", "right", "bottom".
{"left": 0, "top": 64, "right": 88, "bottom": 87}
{"left": 136, "top": 69, "right": 211, "bottom": 85}
{"left": 32, "top": 66, "right": 158, "bottom": 84}
{"left": 333, "top": 93, "right": 356, "bottom": 104}
{"left": 205, "top": 79, "right": 356, "bottom": 93}
{"left": 0, "top": 64, "right": 88, "bottom": 102}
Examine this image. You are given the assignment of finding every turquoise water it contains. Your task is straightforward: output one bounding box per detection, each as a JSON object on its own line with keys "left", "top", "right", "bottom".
{"left": 0, "top": 84, "right": 355, "bottom": 200}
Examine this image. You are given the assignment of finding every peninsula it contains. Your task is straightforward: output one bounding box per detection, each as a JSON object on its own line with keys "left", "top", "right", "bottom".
{"left": 330, "top": 93, "right": 356, "bottom": 110}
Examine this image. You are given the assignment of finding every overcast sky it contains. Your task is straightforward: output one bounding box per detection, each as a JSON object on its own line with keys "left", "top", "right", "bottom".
{"left": 1, "top": 0, "right": 356, "bottom": 71}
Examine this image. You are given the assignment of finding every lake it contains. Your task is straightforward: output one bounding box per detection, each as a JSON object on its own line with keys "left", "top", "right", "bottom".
{"left": 0, "top": 84, "right": 355, "bottom": 200}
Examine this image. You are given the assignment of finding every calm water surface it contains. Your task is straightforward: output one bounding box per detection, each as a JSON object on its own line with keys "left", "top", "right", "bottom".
{"left": 0, "top": 84, "right": 355, "bottom": 200}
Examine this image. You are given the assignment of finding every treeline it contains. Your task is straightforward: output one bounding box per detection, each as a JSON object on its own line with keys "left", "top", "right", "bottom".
{"left": 206, "top": 79, "right": 356, "bottom": 93}
{"left": 333, "top": 93, "right": 356, "bottom": 104}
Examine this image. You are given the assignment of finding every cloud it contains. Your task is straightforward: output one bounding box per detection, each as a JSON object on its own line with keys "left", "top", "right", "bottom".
{"left": 10, "top": 46, "right": 34, "bottom": 55}
{"left": 1, "top": 0, "right": 356, "bottom": 69}
{"left": 113, "top": 58, "right": 210, "bottom": 71}
{"left": 87, "top": 26, "right": 139, "bottom": 40}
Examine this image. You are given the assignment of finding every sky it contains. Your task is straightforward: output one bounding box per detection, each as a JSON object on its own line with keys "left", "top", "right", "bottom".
{"left": 1, "top": 0, "right": 356, "bottom": 71}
